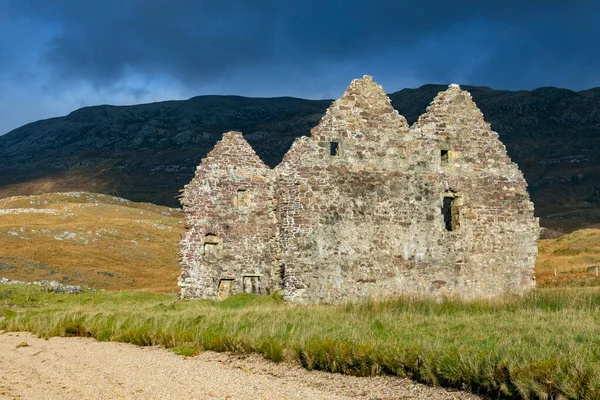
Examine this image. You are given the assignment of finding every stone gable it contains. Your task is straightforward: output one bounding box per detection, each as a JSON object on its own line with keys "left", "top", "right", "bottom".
{"left": 179, "top": 131, "right": 281, "bottom": 300}
{"left": 178, "top": 76, "right": 539, "bottom": 303}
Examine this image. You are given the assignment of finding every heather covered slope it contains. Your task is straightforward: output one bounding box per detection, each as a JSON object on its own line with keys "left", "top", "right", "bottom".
{"left": 0, "top": 192, "right": 182, "bottom": 292}
{"left": 1, "top": 85, "right": 599, "bottom": 230}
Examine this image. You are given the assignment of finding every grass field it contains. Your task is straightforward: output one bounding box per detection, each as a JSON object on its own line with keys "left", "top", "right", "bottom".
{"left": 537, "top": 229, "right": 600, "bottom": 287}
{"left": 1, "top": 285, "right": 599, "bottom": 399}
{"left": 0, "top": 192, "right": 183, "bottom": 292}
{"left": 1, "top": 192, "right": 600, "bottom": 397}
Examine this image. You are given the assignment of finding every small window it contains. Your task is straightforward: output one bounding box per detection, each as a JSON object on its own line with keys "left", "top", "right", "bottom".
{"left": 203, "top": 233, "right": 220, "bottom": 256}
{"left": 442, "top": 196, "right": 459, "bottom": 231}
{"left": 237, "top": 189, "right": 249, "bottom": 207}
{"left": 330, "top": 141, "right": 340, "bottom": 156}
{"left": 279, "top": 264, "right": 285, "bottom": 287}
{"left": 440, "top": 150, "right": 449, "bottom": 164}
{"left": 204, "top": 242, "right": 218, "bottom": 256}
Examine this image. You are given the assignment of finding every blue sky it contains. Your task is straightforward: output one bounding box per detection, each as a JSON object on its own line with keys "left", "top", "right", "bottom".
{"left": 1, "top": 0, "right": 599, "bottom": 134}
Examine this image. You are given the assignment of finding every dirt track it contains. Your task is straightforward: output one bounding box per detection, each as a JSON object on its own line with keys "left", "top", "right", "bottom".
{"left": 0, "top": 331, "right": 482, "bottom": 400}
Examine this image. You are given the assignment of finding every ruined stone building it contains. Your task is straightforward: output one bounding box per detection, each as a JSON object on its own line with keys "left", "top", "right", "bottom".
{"left": 178, "top": 76, "right": 539, "bottom": 304}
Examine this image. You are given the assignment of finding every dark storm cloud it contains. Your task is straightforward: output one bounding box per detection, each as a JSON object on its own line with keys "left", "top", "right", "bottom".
{"left": 11, "top": 0, "right": 600, "bottom": 91}
{"left": 1, "top": 0, "right": 599, "bottom": 135}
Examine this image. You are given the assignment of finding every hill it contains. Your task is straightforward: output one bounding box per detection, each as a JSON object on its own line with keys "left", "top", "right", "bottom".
{"left": 1, "top": 85, "right": 599, "bottom": 231}
{"left": 0, "top": 192, "right": 182, "bottom": 292}
{"left": 1, "top": 192, "right": 598, "bottom": 291}
{"left": 537, "top": 228, "right": 600, "bottom": 286}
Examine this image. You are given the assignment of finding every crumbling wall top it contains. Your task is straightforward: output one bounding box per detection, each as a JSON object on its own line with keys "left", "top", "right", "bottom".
{"left": 180, "top": 130, "right": 270, "bottom": 208}
{"left": 310, "top": 75, "right": 409, "bottom": 142}
{"left": 200, "top": 130, "right": 269, "bottom": 171}
{"left": 413, "top": 84, "right": 490, "bottom": 130}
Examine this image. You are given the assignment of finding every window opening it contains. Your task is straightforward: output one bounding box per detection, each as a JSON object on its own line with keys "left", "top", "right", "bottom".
{"left": 442, "top": 196, "right": 459, "bottom": 231}
{"left": 330, "top": 141, "right": 340, "bottom": 156}
{"left": 203, "top": 233, "right": 220, "bottom": 256}
{"left": 237, "top": 189, "right": 249, "bottom": 207}
{"left": 440, "top": 150, "right": 449, "bottom": 164}
{"left": 279, "top": 264, "right": 285, "bottom": 287}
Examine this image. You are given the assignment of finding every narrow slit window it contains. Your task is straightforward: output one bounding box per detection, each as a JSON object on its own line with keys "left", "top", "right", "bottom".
{"left": 330, "top": 141, "right": 340, "bottom": 156}
{"left": 442, "top": 196, "right": 458, "bottom": 231}
{"left": 440, "top": 150, "right": 449, "bottom": 164}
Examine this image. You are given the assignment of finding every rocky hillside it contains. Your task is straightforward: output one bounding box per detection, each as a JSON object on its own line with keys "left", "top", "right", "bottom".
{"left": 0, "top": 85, "right": 599, "bottom": 231}
{"left": 0, "top": 192, "right": 182, "bottom": 292}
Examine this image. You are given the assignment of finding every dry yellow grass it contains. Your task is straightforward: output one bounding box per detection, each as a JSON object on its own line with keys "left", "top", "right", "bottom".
{"left": 0, "top": 192, "right": 183, "bottom": 292}
{"left": 2, "top": 191, "right": 599, "bottom": 292}
{"left": 536, "top": 228, "right": 600, "bottom": 283}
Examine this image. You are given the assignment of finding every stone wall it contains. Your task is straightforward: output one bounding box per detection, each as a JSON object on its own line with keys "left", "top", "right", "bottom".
{"left": 0, "top": 277, "right": 95, "bottom": 294}
{"left": 179, "top": 76, "right": 539, "bottom": 303}
{"left": 178, "top": 131, "right": 282, "bottom": 300}
{"left": 411, "top": 85, "right": 539, "bottom": 299}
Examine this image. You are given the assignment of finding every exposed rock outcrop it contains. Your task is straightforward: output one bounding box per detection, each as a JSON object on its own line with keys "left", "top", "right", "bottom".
{"left": 0, "top": 277, "right": 95, "bottom": 294}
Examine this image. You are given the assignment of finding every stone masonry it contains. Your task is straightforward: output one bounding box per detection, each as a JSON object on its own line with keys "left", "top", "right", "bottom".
{"left": 178, "top": 76, "right": 539, "bottom": 304}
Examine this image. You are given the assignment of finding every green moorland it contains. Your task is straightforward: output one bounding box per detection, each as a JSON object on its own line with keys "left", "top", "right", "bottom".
{"left": 1, "top": 286, "right": 599, "bottom": 399}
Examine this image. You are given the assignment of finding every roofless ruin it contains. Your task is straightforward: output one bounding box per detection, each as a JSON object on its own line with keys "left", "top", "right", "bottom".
{"left": 178, "top": 76, "right": 539, "bottom": 304}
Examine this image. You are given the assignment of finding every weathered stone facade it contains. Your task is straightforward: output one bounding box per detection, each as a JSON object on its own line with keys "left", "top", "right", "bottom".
{"left": 179, "top": 76, "right": 539, "bottom": 304}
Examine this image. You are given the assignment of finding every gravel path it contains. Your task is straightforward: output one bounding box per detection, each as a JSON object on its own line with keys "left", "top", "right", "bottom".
{"left": 0, "top": 331, "right": 483, "bottom": 400}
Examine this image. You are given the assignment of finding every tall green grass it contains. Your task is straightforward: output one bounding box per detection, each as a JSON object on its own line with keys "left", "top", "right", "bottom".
{"left": 1, "top": 286, "right": 599, "bottom": 399}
